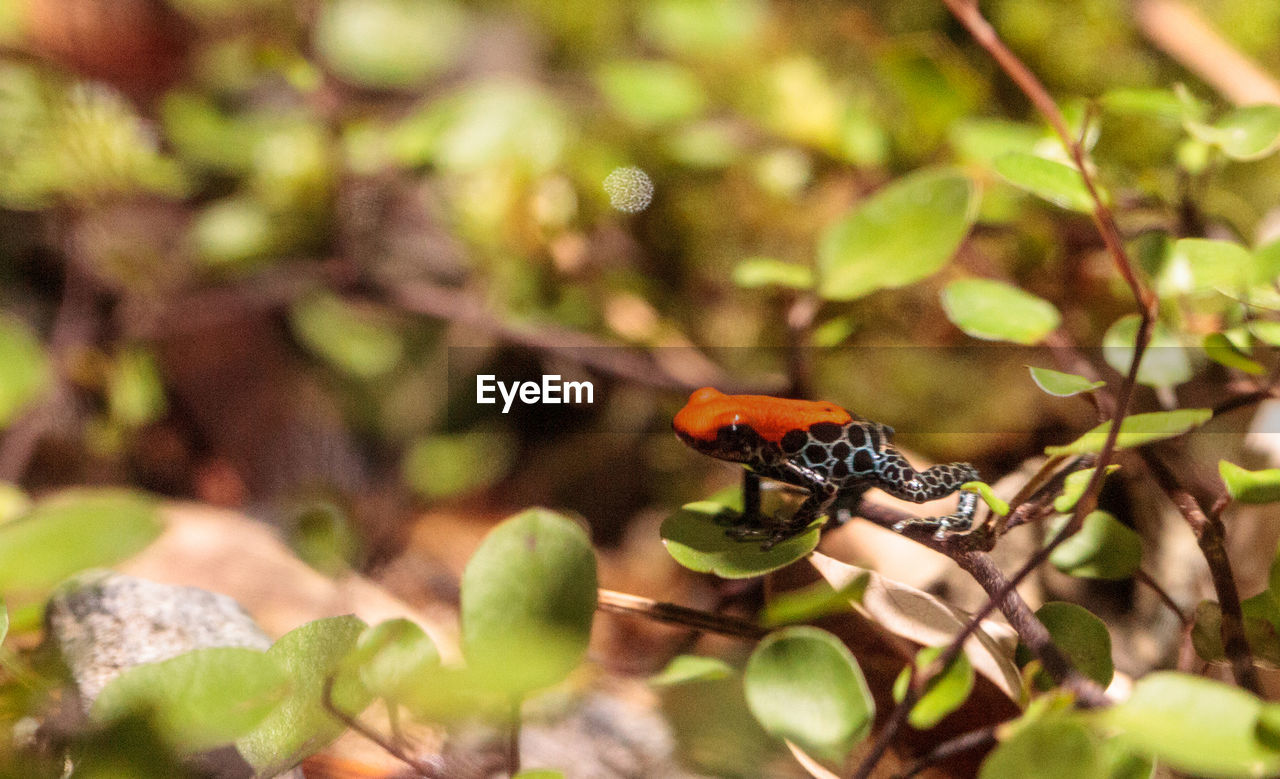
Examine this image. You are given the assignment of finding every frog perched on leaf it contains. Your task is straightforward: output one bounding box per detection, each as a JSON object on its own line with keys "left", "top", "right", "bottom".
{"left": 674, "top": 387, "right": 980, "bottom": 549}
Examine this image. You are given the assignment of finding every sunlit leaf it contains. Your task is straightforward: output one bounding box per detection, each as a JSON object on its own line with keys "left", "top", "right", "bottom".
{"left": 237, "top": 616, "right": 370, "bottom": 777}
{"left": 649, "top": 654, "right": 735, "bottom": 686}
{"left": 660, "top": 488, "right": 820, "bottom": 579}
{"left": 1220, "top": 461, "right": 1280, "bottom": 504}
{"left": 1046, "top": 511, "right": 1141, "bottom": 580}
{"left": 461, "top": 509, "right": 597, "bottom": 696}
{"left": 639, "top": 0, "right": 767, "bottom": 58}
{"left": 993, "top": 152, "right": 1096, "bottom": 213}
{"left": 817, "top": 169, "right": 975, "bottom": 301}
{"left": 345, "top": 619, "right": 440, "bottom": 703}
{"left": 1028, "top": 366, "right": 1105, "bottom": 397}
{"left": 1186, "top": 104, "right": 1280, "bottom": 161}
{"left": 744, "top": 626, "right": 873, "bottom": 763}
{"left": 941, "top": 279, "right": 1061, "bottom": 344}
{"left": 595, "top": 60, "right": 707, "bottom": 129}
{"left": 1044, "top": 409, "right": 1212, "bottom": 456}
{"left": 314, "top": 0, "right": 466, "bottom": 90}
{"left": 0, "top": 489, "right": 162, "bottom": 597}
{"left": 0, "top": 598, "right": 7, "bottom": 645}
{"left": 980, "top": 717, "right": 1103, "bottom": 779}
{"left": 107, "top": 347, "right": 167, "bottom": 429}
{"left": 1102, "top": 672, "right": 1280, "bottom": 777}
{"left": 1159, "top": 238, "right": 1253, "bottom": 296}
{"left": 949, "top": 118, "right": 1041, "bottom": 166}
{"left": 892, "top": 646, "right": 974, "bottom": 729}
{"left": 1204, "top": 333, "right": 1265, "bottom": 375}
{"left": 732, "top": 257, "right": 813, "bottom": 290}
{"left": 403, "top": 429, "right": 515, "bottom": 500}
{"left": 93, "top": 648, "right": 289, "bottom": 752}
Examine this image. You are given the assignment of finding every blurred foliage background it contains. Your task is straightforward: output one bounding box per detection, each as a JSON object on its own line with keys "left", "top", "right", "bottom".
{"left": 3, "top": 0, "right": 1280, "bottom": 650}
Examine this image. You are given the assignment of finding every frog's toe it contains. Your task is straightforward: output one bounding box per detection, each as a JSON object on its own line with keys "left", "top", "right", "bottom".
{"left": 725, "top": 525, "right": 774, "bottom": 542}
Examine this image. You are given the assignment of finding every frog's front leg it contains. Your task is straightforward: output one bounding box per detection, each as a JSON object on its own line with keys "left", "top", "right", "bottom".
{"left": 727, "top": 460, "right": 837, "bottom": 550}
{"left": 873, "top": 449, "right": 980, "bottom": 539}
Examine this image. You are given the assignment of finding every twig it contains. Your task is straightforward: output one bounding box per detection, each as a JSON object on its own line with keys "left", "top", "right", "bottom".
{"left": 1135, "top": 568, "right": 1190, "bottom": 626}
{"left": 1141, "top": 450, "right": 1260, "bottom": 693}
{"left": 596, "top": 588, "right": 768, "bottom": 641}
{"left": 320, "top": 675, "right": 442, "bottom": 777}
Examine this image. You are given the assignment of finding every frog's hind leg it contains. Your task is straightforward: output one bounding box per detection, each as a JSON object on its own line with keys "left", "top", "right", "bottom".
{"left": 873, "top": 450, "right": 980, "bottom": 538}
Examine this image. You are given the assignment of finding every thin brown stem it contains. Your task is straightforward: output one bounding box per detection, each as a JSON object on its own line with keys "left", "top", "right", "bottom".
{"left": 596, "top": 588, "right": 768, "bottom": 641}
{"left": 507, "top": 696, "right": 522, "bottom": 777}
{"left": 1141, "top": 450, "right": 1260, "bottom": 693}
{"left": 1135, "top": 568, "right": 1190, "bottom": 626}
{"left": 895, "top": 725, "right": 997, "bottom": 778}
{"left": 320, "top": 675, "right": 442, "bottom": 777}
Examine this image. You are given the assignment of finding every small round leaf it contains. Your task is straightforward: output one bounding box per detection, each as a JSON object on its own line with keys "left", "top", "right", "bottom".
{"left": 744, "top": 626, "right": 873, "bottom": 763}
{"left": 660, "top": 492, "right": 820, "bottom": 579}
{"left": 941, "top": 279, "right": 1061, "bottom": 345}
{"left": 649, "top": 654, "right": 735, "bottom": 687}
{"left": 1020, "top": 602, "right": 1113, "bottom": 689}
{"left": 1102, "top": 315, "right": 1192, "bottom": 389}
{"left": 461, "top": 509, "right": 597, "bottom": 696}
{"left": 732, "top": 257, "right": 814, "bottom": 290}
{"left": 980, "top": 718, "right": 1103, "bottom": 779}
{"left": 346, "top": 619, "right": 440, "bottom": 703}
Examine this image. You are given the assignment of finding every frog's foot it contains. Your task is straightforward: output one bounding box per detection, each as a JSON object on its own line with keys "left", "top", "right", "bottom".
{"left": 891, "top": 513, "right": 974, "bottom": 540}
{"left": 724, "top": 524, "right": 779, "bottom": 542}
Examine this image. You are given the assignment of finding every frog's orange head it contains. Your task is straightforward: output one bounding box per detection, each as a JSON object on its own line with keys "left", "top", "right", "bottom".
{"left": 673, "top": 387, "right": 755, "bottom": 460}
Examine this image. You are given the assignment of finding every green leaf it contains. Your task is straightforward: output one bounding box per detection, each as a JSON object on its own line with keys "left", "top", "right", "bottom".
{"left": 595, "top": 60, "right": 707, "bottom": 128}
{"left": 1194, "top": 593, "right": 1280, "bottom": 666}
{"left": 92, "top": 648, "right": 289, "bottom": 752}
{"left": 892, "top": 646, "right": 974, "bottom": 730}
{"left": 1019, "top": 602, "right": 1113, "bottom": 689}
{"left": 1028, "top": 366, "right": 1105, "bottom": 397}
{"left": 344, "top": 619, "right": 440, "bottom": 704}
{"left": 660, "top": 489, "right": 820, "bottom": 579}
{"left": 1159, "top": 238, "right": 1253, "bottom": 295}
{"left": 1220, "top": 460, "right": 1280, "bottom": 504}
{"left": 0, "top": 316, "right": 50, "bottom": 428}
{"left": 816, "top": 169, "right": 975, "bottom": 301}
{"left": 1099, "top": 88, "right": 1185, "bottom": 121}
{"left": 1101, "top": 672, "right": 1280, "bottom": 777}
{"left": 980, "top": 718, "right": 1104, "bottom": 779}
{"left": 759, "top": 573, "right": 868, "bottom": 628}
{"left": 192, "top": 196, "right": 277, "bottom": 270}
{"left": 0, "top": 489, "right": 162, "bottom": 597}
{"left": 1186, "top": 104, "right": 1280, "bottom": 161}
{"left": 744, "top": 626, "right": 873, "bottom": 763}
{"left": 993, "top": 152, "right": 1096, "bottom": 213}
{"left": 1204, "top": 333, "right": 1265, "bottom": 375}
{"left": 731, "top": 257, "right": 814, "bottom": 290}
{"left": 391, "top": 82, "right": 568, "bottom": 174}
{"left": 289, "top": 294, "right": 403, "bottom": 380}
{"left": 1102, "top": 315, "right": 1192, "bottom": 389}
{"left": 0, "top": 598, "right": 7, "bottom": 646}
{"left": 941, "top": 279, "right": 1061, "bottom": 345}
{"left": 314, "top": 0, "right": 465, "bottom": 90}
{"left": 948, "top": 118, "right": 1042, "bottom": 166}
{"left": 639, "top": 0, "right": 767, "bottom": 58}
{"left": 403, "top": 429, "right": 515, "bottom": 500}
{"left": 460, "top": 509, "right": 597, "bottom": 696}
{"left": 237, "top": 616, "right": 370, "bottom": 777}
{"left": 649, "top": 654, "right": 736, "bottom": 686}
{"left": 1052, "top": 466, "right": 1119, "bottom": 514}
{"left": 1044, "top": 409, "right": 1211, "bottom": 456}
{"left": 107, "top": 347, "right": 167, "bottom": 429}
{"left": 1046, "top": 511, "right": 1141, "bottom": 580}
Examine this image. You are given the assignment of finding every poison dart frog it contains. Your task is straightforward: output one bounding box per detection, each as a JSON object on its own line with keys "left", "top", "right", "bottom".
{"left": 673, "top": 387, "right": 980, "bottom": 549}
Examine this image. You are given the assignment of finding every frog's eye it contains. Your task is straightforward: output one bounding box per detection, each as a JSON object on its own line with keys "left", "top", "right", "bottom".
{"left": 689, "top": 387, "right": 724, "bottom": 405}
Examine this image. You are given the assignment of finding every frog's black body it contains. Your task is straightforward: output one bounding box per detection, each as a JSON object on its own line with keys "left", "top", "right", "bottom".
{"left": 674, "top": 387, "right": 980, "bottom": 549}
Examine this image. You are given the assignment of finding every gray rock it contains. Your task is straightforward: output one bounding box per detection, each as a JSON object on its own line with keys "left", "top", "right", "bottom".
{"left": 45, "top": 570, "right": 272, "bottom": 709}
